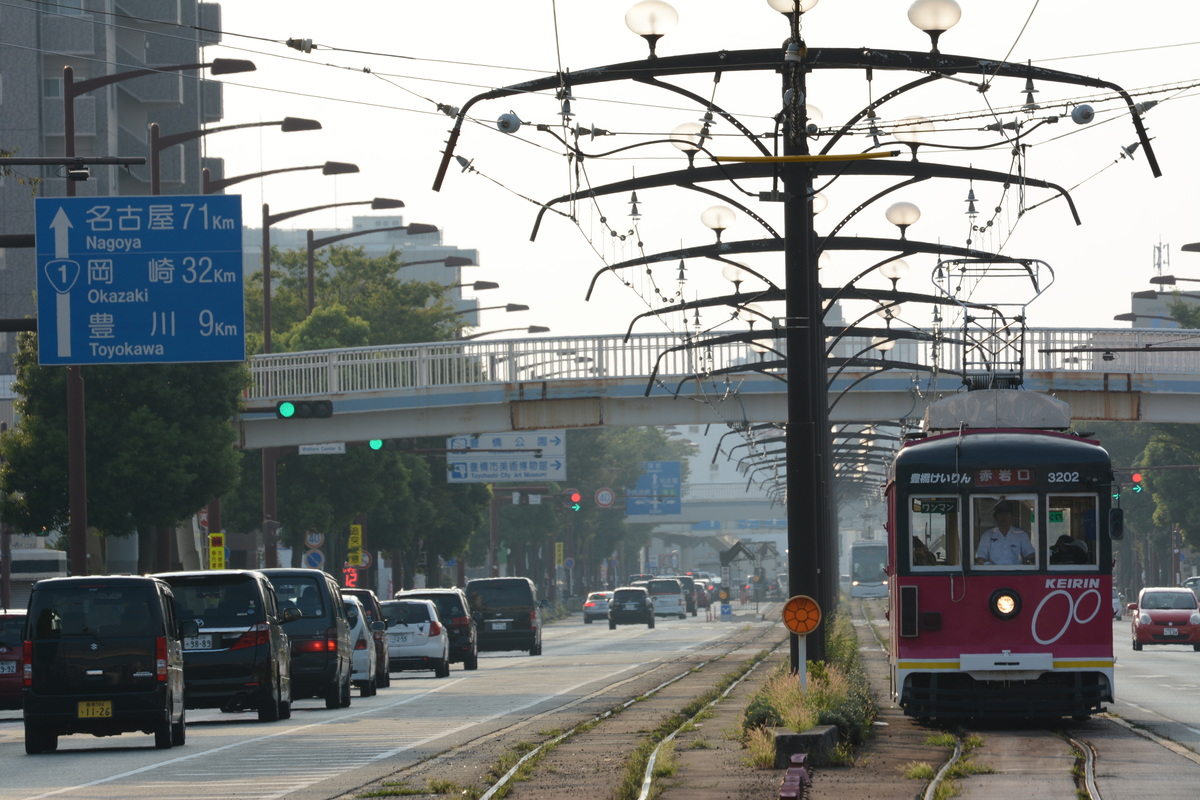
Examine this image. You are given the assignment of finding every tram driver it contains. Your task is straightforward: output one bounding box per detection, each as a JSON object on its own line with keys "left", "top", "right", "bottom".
{"left": 974, "top": 500, "right": 1035, "bottom": 566}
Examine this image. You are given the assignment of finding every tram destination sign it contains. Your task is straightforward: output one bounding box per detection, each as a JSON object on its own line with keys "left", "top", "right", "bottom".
{"left": 35, "top": 195, "right": 245, "bottom": 365}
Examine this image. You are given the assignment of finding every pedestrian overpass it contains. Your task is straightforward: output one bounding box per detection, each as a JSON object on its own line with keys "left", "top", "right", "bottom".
{"left": 239, "top": 327, "right": 1200, "bottom": 450}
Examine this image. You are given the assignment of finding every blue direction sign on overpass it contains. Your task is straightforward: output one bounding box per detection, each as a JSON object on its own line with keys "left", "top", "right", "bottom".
{"left": 35, "top": 195, "right": 244, "bottom": 365}
{"left": 446, "top": 429, "right": 567, "bottom": 483}
{"left": 625, "top": 461, "right": 682, "bottom": 516}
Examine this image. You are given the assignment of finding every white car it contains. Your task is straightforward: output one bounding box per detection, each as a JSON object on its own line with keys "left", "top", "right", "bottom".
{"left": 343, "top": 596, "right": 378, "bottom": 697}
{"left": 380, "top": 599, "right": 450, "bottom": 678}
{"left": 583, "top": 591, "right": 613, "bottom": 624}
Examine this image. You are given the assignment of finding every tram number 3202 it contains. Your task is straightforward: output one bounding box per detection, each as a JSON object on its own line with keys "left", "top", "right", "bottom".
{"left": 1047, "top": 471, "right": 1080, "bottom": 483}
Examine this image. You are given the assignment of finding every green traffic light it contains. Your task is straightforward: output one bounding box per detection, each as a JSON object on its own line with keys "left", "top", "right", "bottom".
{"left": 369, "top": 439, "right": 383, "bottom": 450}
{"left": 277, "top": 401, "right": 296, "bottom": 419}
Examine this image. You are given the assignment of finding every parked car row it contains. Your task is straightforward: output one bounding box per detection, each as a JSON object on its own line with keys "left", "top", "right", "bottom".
{"left": 12, "top": 570, "right": 546, "bottom": 755}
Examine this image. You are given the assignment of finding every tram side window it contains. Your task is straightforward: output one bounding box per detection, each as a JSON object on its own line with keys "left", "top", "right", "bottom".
{"left": 909, "top": 496, "right": 960, "bottom": 568}
{"left": 973, "top": 496, "right": 1037, "bottom": 568}
{"left": 1047, "top": 495, "right": 1098, "bottom": 568}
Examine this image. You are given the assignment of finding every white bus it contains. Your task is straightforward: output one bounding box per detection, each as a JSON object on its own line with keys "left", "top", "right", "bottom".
{"left": 848, "top": 540, "right": 888, "bottom": 598}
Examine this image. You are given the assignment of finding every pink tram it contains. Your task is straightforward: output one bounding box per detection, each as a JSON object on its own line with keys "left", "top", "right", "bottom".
{"left": 886, "top": 391, "right": 1119, "bottom": 720}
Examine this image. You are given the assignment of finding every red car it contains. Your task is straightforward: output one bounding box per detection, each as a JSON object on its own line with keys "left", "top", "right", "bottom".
{"left": 1130, "top": 587, "right": 1200, "bottom": 651}
{"left": 0, "top": 610, "right": 24, "bottom": 710}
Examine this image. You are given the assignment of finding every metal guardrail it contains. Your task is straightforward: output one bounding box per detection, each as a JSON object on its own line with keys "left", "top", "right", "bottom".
{"left": 245, "top": 328, "right": 1200, "bottom": 401}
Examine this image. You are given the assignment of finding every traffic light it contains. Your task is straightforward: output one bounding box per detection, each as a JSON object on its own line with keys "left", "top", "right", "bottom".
{"left": 275, "top": 400, "right": 332, "bottom": 419}
{"left": 1131, "top": 472, "right": 1144, "bottom": 493}
{"left": 368, "top": 438, "right": 413, "bottom": 451}
{"left": 562, "top": 489, "right": 582, "bottom": 511}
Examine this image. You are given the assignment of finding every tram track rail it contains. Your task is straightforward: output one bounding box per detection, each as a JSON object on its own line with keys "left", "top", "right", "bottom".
{"left": 353, "top": 612, "right": 785, "bottom": 800}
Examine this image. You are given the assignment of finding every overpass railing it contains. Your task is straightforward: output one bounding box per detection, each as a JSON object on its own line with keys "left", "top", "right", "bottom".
{"left": 246, "top": 328, "right": 1200, "bottom": 401}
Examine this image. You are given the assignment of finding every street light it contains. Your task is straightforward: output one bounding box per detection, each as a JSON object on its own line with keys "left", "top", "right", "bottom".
{"left": 261, "top": 196, "right": 404, "bottom": 353}
{"left": 459, "top": 326, "right": 550, "bottom": 340}
{"left": 403, "top": 255, "right": 476, "bottom": 268}
{"left": 453, "top": 303, "right": 530, "bottom": 315}
{"left": 1113, "top": 312, "right": 1178, "bottom": 324}
{"left": 451, "top": 281, "right": 500, "bottom": 291}
{"left": 1150, "top": 275, "right": 1200, "bottom": 286}
{"left": 150, "top": 116, "right": 320, "bottom": 195}
{"left": 59, "top": 57, "right": 255, "bottom": 577}
{"left": 432, "top": 0, "right": 1159, "bottom": 665}
{"left": 306, "top": 222, "right": 438, "bottom": 312}
{"left": 202, "top": 160, "right": 359, "bottom": 194}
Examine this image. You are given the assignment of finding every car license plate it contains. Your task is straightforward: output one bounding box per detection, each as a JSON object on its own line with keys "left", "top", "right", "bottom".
{"left": 1163, "top": 627, "right": 1179, "bottom": 636}
{"left": 0, "top": 661, "right": 16, "bottom": 674}
{"left": 490, "top": 621, "right": 508, "bottom": 631}
{"left": 625, "top": 603, "right": 639, "bottom": 610}
{"left": 184, "top": 634, "right": 213, "bottom": 650}
{"left": 78, "top": 700, "right": 112, "bottom": 719}
{"left": 389, "top": 633, "right": 409, "bottom": 645}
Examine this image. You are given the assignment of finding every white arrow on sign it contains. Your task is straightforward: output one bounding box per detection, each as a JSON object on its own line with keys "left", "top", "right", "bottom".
{"left": 46, "top": 208, "right": 80, "bottom": 358}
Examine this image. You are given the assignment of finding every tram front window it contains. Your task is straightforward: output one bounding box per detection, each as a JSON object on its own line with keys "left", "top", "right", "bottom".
{"left": 910, "top": 497, "right": 960, "bottom": 568}
{"left": 973, "top": 496, "right": 1036, "bottom": 568}
{"left": 1047, "top": 495, "right": 1098, "bottom": 568}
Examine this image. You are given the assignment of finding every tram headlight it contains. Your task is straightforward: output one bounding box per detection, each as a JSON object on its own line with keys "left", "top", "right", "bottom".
{"left": 989, "top": 588, "right": 1022, "bottom": 620}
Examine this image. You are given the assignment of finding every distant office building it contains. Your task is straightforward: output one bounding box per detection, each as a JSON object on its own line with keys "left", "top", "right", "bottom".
{"left": 242, "top": 215, "right": 482, "bottom": 323}
{"left": 0, "top": 1, "right": 227, "bottom": 372}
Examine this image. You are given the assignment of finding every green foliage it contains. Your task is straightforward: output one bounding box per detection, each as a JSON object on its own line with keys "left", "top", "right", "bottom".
{"left": 0, "top": 331, "right": 245, "bottom": 542}
{"left": 244, "top": 245, "right": 461, "bottom": 352}
{"left": 739, "top": 614, "right": 875, "bottom": 757}
{"left": 1167, "top": 296, "right": 1200, "bottom": 328}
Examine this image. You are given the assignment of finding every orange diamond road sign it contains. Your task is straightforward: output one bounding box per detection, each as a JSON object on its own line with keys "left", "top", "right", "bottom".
{"left": 782, "top": 595, "right": 821, "bottom": 635}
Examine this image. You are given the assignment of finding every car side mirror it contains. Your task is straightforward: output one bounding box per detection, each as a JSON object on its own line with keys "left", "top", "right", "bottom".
{"left": 371, "top": 621, "right": 386, "bottom": 632}
{"left": 179, "top": 620, "right": 199, "bottom": 638}
{"left": 1126, "top": 603, "right": 1137, "bottom": 612}
{"left": 281, "top": 606, "right": 302, "bottom": 623}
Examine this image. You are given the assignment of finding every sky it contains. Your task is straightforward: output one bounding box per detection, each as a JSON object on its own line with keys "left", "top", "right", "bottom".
{"left": 197, "top": 1, "right": 1200, "bottom": 342}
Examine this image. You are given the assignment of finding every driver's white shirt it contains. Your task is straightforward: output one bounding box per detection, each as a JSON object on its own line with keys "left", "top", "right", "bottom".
{"left": 977, "top": 526, "right": 1034, "bottom": 564}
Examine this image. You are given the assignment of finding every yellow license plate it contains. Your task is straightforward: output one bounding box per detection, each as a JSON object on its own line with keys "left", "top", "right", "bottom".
{"left": 78, "top": 700, "right": 112, "bottom": 719}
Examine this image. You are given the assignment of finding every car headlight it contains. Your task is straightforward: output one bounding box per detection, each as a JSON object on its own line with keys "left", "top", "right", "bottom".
{"left": 1139, "top": 613, "right": 1152, "bottom": 625}
{"left": 989, "top": 588, "right": 1021, "bottom": 620}
{"left": 1190, "top": 612, "right": 1200, "bottom": 626}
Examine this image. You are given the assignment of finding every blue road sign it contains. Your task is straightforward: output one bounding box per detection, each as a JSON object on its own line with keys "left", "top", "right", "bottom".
{"left": 446, "top": 429, "right": 567, "bottom": 483}
{"left": 35, "top": 195, "right": 245, "bottom": 365}
{"left": 625, "top": 461, "right": 682, "bottom": 516}
{"left": 303, "top": 549, "right": 325, "bottom": 570}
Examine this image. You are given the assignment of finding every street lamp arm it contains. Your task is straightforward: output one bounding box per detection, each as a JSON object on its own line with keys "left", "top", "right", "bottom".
{"left": 458, "top": 326, "right": 549, "bottom": 340}
{"left": 155, "top": 118, "right": 319, "bottom": 151}
{"left": 819, "top": 74, "right": 941, "bottom": 156}
{"left": 434, "top": 47, "right": 1160, "bottom": 192}
{"left": 670, "top": 359, "right": 788, "bottom": 398}
{"left": 268, "top": 198, "right": 398, "bottom": 227}
{"left": 624, "top": 288, "right": 785, "bottom": 341}
{"left": 205, "top": 162, "right": 357, "bottom": 194}
{"left": 310, "top": 223, "right": 435, "bottom": 250}
{"left": 67, "top": 58, "right": 255, "bottom": 98}
{"left": 643, "top": 329, "right": 775, "bottom": 395}
{"left": 538, "top": 158, "right": 1080, "bottom": 246}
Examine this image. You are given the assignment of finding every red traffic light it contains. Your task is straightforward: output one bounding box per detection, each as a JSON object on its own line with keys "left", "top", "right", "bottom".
{"left": 1131, "top": 472, "right": 1142, "bottom": 483}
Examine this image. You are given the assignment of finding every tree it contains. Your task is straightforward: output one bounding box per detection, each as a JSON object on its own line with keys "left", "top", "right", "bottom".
{"left": 244, "top": 245, "right": 462, "bottom": 353}
{"left": 228, "top": 244, "right": 488, "bottom": 579}
{"left": 0, "top": 331, "right": 245, "bottom": 570}
{"left": 1167, "top": 297, "right": 1200, "bottom": 328}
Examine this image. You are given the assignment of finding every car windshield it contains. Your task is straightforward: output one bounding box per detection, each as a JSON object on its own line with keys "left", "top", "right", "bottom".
{"left": 168, "top": 576, "right": 265, "bottom": 627}
{"left": 468, "top": 582, "right": 532, "bottom": 608}
{"left": 401, "top": 594, "right": 462, "bottom": 620}
{"left": 382, "top": 601, "right": 430, "bottom": 626}
{"left": 30, "top": 586, "right": 158, "bottom": 638}
{"left": 271, "top": 577, "right": 325, "bottom": 618}
{"left": 1142, "top": 592, "right": 1197, "bottom": 610}
{"left": 0, "top": 616, "right": 24, "bottom": 647}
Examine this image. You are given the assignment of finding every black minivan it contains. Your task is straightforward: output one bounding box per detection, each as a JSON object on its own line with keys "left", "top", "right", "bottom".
{"left": 157, "top": 569, "right": 296, "bottom": 722}
{"left": 465, "top": 577, "right": 542, "bottom": 656}
{"left": 260, "top": 568, "right": 353, "bottom": 709}
{"left": 22, "top": 575, "right": 194, "bottom": 754}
